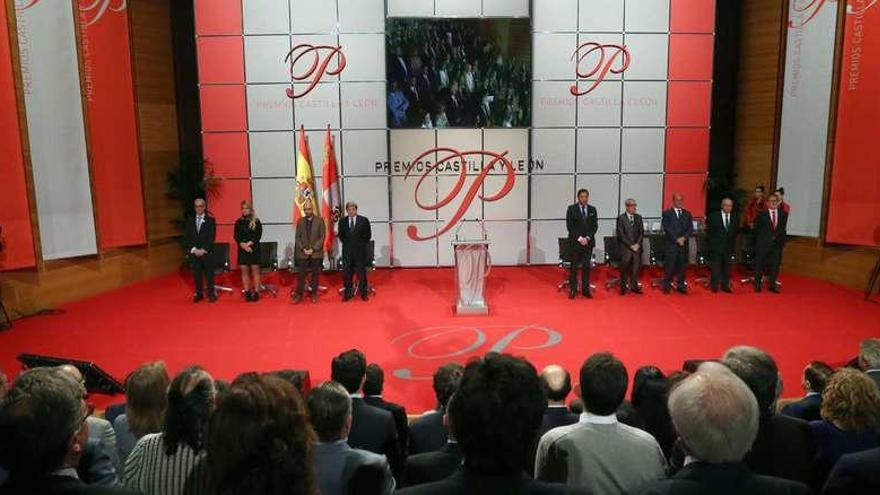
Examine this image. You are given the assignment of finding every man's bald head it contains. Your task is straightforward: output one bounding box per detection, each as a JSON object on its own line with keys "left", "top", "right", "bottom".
{"left": 540, "top": 365, "right": 572, "bottom": 404}
{"left": 57, "top": 365, "right": 86, "bottom": 396}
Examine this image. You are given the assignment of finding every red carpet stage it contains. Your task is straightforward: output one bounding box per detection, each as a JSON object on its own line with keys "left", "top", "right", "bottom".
{"left": 1, "top": 266, "right": 877, "bottom": 413}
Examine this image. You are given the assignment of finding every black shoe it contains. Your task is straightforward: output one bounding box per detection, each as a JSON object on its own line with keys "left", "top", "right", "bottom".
{"left": 768, "top": 285, "right": 780, "bottom": 294}
{"left": 583, "top": 291, "right": 593, "bottom": 299}
{"left": 343, "top": 291, "right": 353, "bottom": 302}
{"left": 677, "top": 286, "right": 688, "bottom": 294}
{"left": 192, "top": 293, "right": 204, "bottom": 303}
{"left": 722, "top": 285, "right": 732, "bottom": 293}
{"left": 619, "top": 286, "right": 627, "bottom": 296}
{"left": 244, "top": 291, "right": 252, "bottom": 302}
{"left": 252, "top": 291, "right": 260, "bottom": 302}
{"left": 631, "top": 287, "right": 643, "bottom": 294}
{"left": 754, "top": 283, "right": 762, "bottom": 293}
{"left": 291, "top": 293, "right": 303, "bottom": 304}
{"left": 311, "top": 292, "right": 319, "bottom": 303}
{"left": 711, "top": 286, "right": 718, "bottom": 293}
{"left": 662, "top": 286, "right": 671, "bottom": 295}
{"left": 568, "top": 290, "right": 576, "bottom": 299}
{"left": 361, "top": 291, "right": 369, "bottom": 301}
{"left": 207, "top": 292, "right": 218, "bottom": 303}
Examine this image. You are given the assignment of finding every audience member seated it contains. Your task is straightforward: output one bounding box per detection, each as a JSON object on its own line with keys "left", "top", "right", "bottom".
{"left": 781, "top": 361, "right": 833, "bottom": 422}
{"left": 123, "top": 366, "right": 214, "bottom": 494}
{"left": 538, "top": 365, "right": 579, "bottom": 436}
{"left": 331, "top": 350, "right": 402, "bottom": 479}
{"left": 858, "top": 338, "right": 880, "bottom": 389}
{"left": 630, "top": 366, "right": 677, "bottom": 459}
{"left": 113, "top": 362, "right": 170, "bottom": 464}
{"left": 205, "top": 373, "right": 316, "bottom": 494}
{"left": 308, "top": 381, "right": 395, "bottom": 495}
{"left": 398, "top": 353, "right": 586, "bottom": 494}
{"left": 0, "top": 367, "right": 138, "bottom": 495}
{"left": 822, "top": 446, "right": 880, "bottom": 494}
{"left": 535, "top": 353, "right": 666, "bottom": 495}
{"left": 809, "top": 368, "right": 880, "bottom": 485}
{"left": 723, "top": 346, "right": 816, "bottom": 487}
{"left": 268, "top": 368, "right": 311, "bottom": 397}
{"left": 632, "top": 362, "right": 811, "bottom": 495}
{"left": 409, "top": 362, "right": 463, "bottom": 455}
{"left": 568, "top": 398, "right": 584, "bottom": 415}
{"left": 364, "top": 364, "right": 409, "bottom": 459}
{"left": 403, "top": 397, "right": 462, "bottom": 487}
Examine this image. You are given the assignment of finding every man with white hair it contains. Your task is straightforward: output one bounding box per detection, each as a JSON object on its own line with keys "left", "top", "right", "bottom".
{"left": 634, "top": 362, "right": 810, "bottom": 494}
{"left": 858, "top": 338, "right": 880, "bottom": 389}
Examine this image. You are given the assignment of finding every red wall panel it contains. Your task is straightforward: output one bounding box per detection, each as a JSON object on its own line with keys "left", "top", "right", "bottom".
{"left": 664, "top": 174, "right": 707, "bottom": 218}
{"left": 670, "top": 0, "right": 716, "bottom": 34}
{"left": 194, "top": 0, "right": 242, "bottom": 36}
{"left": 203, "top": 133, "right": 250, "bottom": 179}
{"left": 200, "top": 85, "right": 247, "bottom": 132}
{"left": 665, "top": 128, "right": 709, "bottom": 173}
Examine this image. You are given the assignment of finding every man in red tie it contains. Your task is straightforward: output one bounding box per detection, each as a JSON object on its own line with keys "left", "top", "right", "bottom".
{"left": 753, "top": 193, "right": 788, "bottom": 293}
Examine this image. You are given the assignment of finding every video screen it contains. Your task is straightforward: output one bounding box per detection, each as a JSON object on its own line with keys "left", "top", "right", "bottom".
{"left": 386, "top": 18, "right": 532, "bottom": 129}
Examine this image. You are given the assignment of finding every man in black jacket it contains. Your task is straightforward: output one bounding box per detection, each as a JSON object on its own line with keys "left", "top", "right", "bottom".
{"left": 403, "top": 404, "right": 462, "bottom": 487}
{"left": 410, "top": 363, "right": 463, "bottom": 455}
{"left": 780, "top": 361, "right": 832, "bottom": 422}
{"left": 634, "top": 362, "right": 810, "bottom": 495}
{"left": 660, "top": 193, "right": 693, "bottom": 294}
{"left": 823, "top": 446, "right": 880, "bottom": 494}
{"left": 565, "top": 189, "right": 598, "bottom": 300}
{"left": 0, "top": 368, "right": 139, "bottom": 495}
{"left": 338, "top": 201, "right": 372, "bottom": 301}
{"left": 183, "top": 198, "right": 217, "bottom": 303}
{"left": 364, "top": 363, "right": 409, "bottom": 461}
{"left": 705, "top": 197, "right": 739, "bottom": 293}
{"left": 753, "top": 194, "right": 788, "bottom": 293}
{"left": 331, "top": 350, "right": 402, "bottom": 480}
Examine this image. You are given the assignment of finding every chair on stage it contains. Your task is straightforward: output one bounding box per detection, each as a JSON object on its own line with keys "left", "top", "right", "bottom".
{"left": 557, "top": 237, "right": 596, "bottom": 292}
{"left": 691, "top": 231, "right": 711, "bottom": 288}
{"left": 257, "top": 241, "right": 279, "bottom": 298}
{"left": 336, "top": 240, "right": 377, "bottom": 296}
{"left": 209, "top": 243, "right": 234, "bottom": 294}
{"left": 736, "top": 233, "right": 782, "bottom": 288}
{"left": 647, "top": 234, "right": 667, "bottom": 288}
{"left": 603, "top": 236, "right": 622, "bottom": 290}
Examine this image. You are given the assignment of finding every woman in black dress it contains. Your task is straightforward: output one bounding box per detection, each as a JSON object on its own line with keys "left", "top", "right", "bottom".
{"left": 234, "top": 200, "right": 262, "bottom": 302}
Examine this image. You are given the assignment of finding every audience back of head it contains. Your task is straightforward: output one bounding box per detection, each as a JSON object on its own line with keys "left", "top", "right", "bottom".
{"left": 723, "top": 346, "right": 780, "bottom": 416}
{"left": 580, "top": 352, "right": 628, "bottom": 415}
{"left": 539, "top": 365, "right": 571, "bottom": 403}
{"left": 820, "top": 367, "right": 880, "bottom": 431}
{"left": 307, "top": 381, "right": 352, "bottom": 442}
{"left": 164, "top": 366, "right": 215, "bottom": 456}
{"left": 859, "top": 338, "right": 880, "bottom": 371}
{"left": 364, "top": 364, "right": 384, "bottom": 396}
{"left": 432, "top": 362, "right": 463, "bottom": 411}
{"left": 804, "top": 361, "right": 833, "bottom": 393}
{"left": 332, "top": 349, "right": 367, "bottom": 394}
{"left": 126, "top": 361, "right": 170, "bottom": 438}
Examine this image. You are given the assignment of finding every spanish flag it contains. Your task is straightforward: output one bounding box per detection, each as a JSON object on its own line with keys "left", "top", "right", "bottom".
{"left": 293, "top": 125, "right": 320, "bottom": 223}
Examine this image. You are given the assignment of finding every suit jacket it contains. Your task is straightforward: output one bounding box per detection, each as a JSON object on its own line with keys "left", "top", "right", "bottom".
{"left": 661, "top": 208, "right": 694, "bottom": 248}
{"left": 77, "top": 438, "right": 119, "bottom": 487}
{"left": 364, "top": 396, "right": 409, "bottom": 459}
{"left": 780, "top": 394, "right": 823, "bottom": 423}
{"left": 705, "top": 210, "right": 739, "bottom": 258}
{"left": 182, "top": 214, "right": 215, "bottom": 254}
{"left": 744, "top": 415, "right": 816, "bottom": 488}
{"left": 348, "top": 398, "right": 402, "bottom": 479}
{"left": 616, "top": 213, "right": 644, "bottom": 252}
{"left": 0, "top": 474, "right": 140, "bottom": 495}
{"left": 396, "top": 468, "right": 589, "bottom": 495}
{"left": 338, "top": 215, "right": 372, "bottom": 263}
{"left": 822, "top": 446, "right": 880, "bottom": 495}
{"left": 404, "top": 442, "right": 462, "bottom": 487}
{"left": 409, "top": 411, "right": 448, "bottom": 455}
{"left": 86, "top": 417, "right": 119, "bottom": 476}
{"left": 754, "top": 209, "right": 788, "bottom": 252}
{"left": 539, "top": 407, "right": 579, "bottom": 438}
{"left": 632, "top": 461, "right": 812, "bottom": 495}
{"left": 566, "top": 204, "right": 598, "bottom": 248}
{"left": 294, "top": 216, "right": 325, "bottom": 260}
{"left": 314, "top": 440, "right": 395, "bottom": 495}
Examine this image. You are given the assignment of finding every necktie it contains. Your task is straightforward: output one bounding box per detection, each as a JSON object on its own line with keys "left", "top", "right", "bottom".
{"left": 723, "top": 213, "right": 729, "bottom": 231}
{"left": 581, "top": 206, "right": 586, "bottom": 219}
{"left": 628, "top": 215, "right": 634, "bottom": 226}
{"left": 350, "top": 217, "right": 355, "bottom": 230}
{"left": 675, "top": 209, "right": 681, "bottom": 219}
{"left": 196, "top": 216, "right": 202, "bottom": 233}
{"left": 771, "top": 210, "right": 777, "bottom": 229}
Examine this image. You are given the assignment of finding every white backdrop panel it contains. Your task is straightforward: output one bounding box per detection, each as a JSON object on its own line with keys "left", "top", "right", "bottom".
{"left": 484, "top": 175, "right": 528, "bottom": 220}
{"left": 243, "top": 0, "right": 290, "bottom": 35}
{"left": 339, "top": 0, "right": 385, "bottom": 33}
{"left": 530, "top": 175, "right": 574, "bottom": 219}
{"left": 484, "top": 130, "right": 529, "bottom": 168}
{"left": 339, "top": 34, "right": 386, "bottom": 81}
{"left": 579, "top": 0, "right": 624, "bottom": 32}
{"left": 624, "top": 34, "right": 669, "bottom": 80}
{"left": 392, "top": 223, "right": 438, "bottom": 266}
{"left": 485, "top": 221, "right": 529, "bottom": 265}
{"left": 293, "top": 83, "right": 341, "bottom": 129}
{"left": 371, "top": 222, "right": 392, "bottom": 267}
{"left": 290, "top": 0, "right": 338, "bottom": 34}
{"left": 533, "top": 129, "right": 576, "bottom": 174}
{"left": 533, "top": 33, "right": 577, "bottom": 80}
{"left": 577, "top": 81, "right": 623, "bottom": 127}
{"left": 622, "top": 81, "right": 667, "bottom": 127}
{"left": 342, "top": 130, "right": 388, "bottom": 175}
{"left": 528, "top": 220, "right": 566, "bottom": 264}
{"left": 576, "top": 174, "right": 619, "bottom": 219}
{"left": 250, "top": 131, "right": 295, "bottom": 177}
{"left": 247, "top": 84, "right": 294, "bottom": 131}
{"left": 435, "top": 0, "right": 481, "bottom": 17}
{"left": 386, "top": 0, "right": 434, "bottom": 17}
{"left": 620, "top": 174, "right": 663, "bottom": 219}
{"left": 343, "top": 177, "right": 390, "bottom": 221}
{"left": 261, "top": 224, "right": 297, "bottom": 266}
{"left": 340, "top": 82, "right": 387, "bottom": 129}
{"left": 577, "top": 128, "right": 621, "bottom": 174}
{"left": 245, "top": 36, "right": 291, "bottom": 84}
{"left": 621, "top": 128, "right": 664, "bottom": 173}
{"left": 483, "top": 0, "right": 529, "bottom": 17}
{"left": 532, "top": 81, "right": 576, "bottom": 127}
{"left": 534, "top": 0, "right": 577, "bottom": 32}
{"left": 252, "top": 178, "right": 297, "bottom": 224}
{"left": 392, "top": 176, "right": 437, "bottom": 222}
{"left": 624, "top": 0, "right": 669, "bottom": 33}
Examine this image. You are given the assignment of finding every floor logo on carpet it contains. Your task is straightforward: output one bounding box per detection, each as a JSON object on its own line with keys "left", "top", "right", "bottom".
{"left": 391, "top": 324, "right": 562, "bottom": 380}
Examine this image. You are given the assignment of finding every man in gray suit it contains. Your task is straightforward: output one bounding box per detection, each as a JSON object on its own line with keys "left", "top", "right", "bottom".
{"left": 308, "top": 381, "right": 395, "bottom": 495}
{"left": 616, "top": 198, "right": 644, "bottom": 295}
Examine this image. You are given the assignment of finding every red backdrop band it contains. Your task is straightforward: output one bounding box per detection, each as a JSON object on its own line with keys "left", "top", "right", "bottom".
{"left": 664, "top": 173, "right": 708, "bottom": 219}
{"left": 827, "top": 4, "right": 880, "bottom": 246}
{"left": 79, "top": 1, "right": 147, "bottom": 248}
{"left": 0, "top": 4, "right": 36, "bottom": 270}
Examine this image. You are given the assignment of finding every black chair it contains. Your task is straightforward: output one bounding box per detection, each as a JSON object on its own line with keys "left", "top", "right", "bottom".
{"left": 557, "top": 237, "right": 596, "bottom": 292}
{"left": 691, "top": 232, "right": 711, "bottom": 287}
{"left": 647, "top": 234, "right": 667, "bottom": 288}
{"left": 337, "top": 240, "right": 377, "bottom": 296}
{"left": 603, "top": 236, "right": 622, "bottom": 290}
{"left": 208, "top": 243, "right": 234, "bottom": 293}
{"left": 257, "top": 241, "right": 279, "bottom": 298}
{"left": 287, "top": 256, "right": 328, "bottom": 295}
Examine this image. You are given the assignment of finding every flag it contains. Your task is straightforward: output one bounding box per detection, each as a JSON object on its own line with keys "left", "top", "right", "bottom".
{"left": 293, "top": 125, "right": 319, "bottom": 223}
{"left": 321, "top": 125, "right": 342, "bottom": 255}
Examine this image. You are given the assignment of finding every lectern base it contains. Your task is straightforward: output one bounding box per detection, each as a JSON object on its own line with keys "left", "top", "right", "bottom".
{"left": 456, "top": 301, "right": 488, "bottom": 316}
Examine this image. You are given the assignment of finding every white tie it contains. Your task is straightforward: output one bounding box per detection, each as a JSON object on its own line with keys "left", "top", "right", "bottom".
{"left": 196, "top": 216, "right": 202, "bottom": 233}
{"left": 723, "top": 213, "right": 728, "bottom": 230}
{"left": 675, "top": 209, "right": 681, "bottom": 219}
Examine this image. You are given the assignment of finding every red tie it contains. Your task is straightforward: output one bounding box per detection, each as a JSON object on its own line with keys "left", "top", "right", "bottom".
{"left": 771, "top": 210, "right": 777, "bottom": 230}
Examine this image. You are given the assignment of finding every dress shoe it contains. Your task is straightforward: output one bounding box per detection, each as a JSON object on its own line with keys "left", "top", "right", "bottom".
{"left": 711, "top": 286, "right": 718, "bottom": 293}
{"left": 361, "top": 291, "right": 369, "bottom": 301}
{"left": 768, "top": 286, "right": 780, "bottom": 294}
{"left": 244, "top": 291, "right": 253, "bottom": 302}
{"left": 582, "top": 291, "right": 593, "bottom": 299}
{"left": 568, "top": 290, "right": 576, "bottom": 299}
{"left": 192, "top": 293, "right": 204, "bottom": 303}
{"left": 343, "top": 292, "right": 353, "bottom": 302}
{"left": 721, "top": 285, "right": 732, "bottom": 293}
{"left": 677, "top": 286, "right": 688, "bottom": 295}
{"left": 631, "top": 287, "right": 643, "bottom": 295}
{"left": 291, "top": 293, "right": 303, "bottom": 304}
{"left": 311, "top": 292, "right": 318, "bottom": 303}
{"left": 207, "top": 292, "right": 218, "bottom": 303}
{"left": 252, "top": 291, "right": 260, "bottom": 302}
{"left": 754, "top": 283, "right": 762, "bottom": 293}
{"left": 662, "top": 286, "right": 671, "bottom": 295}
{"left": 619, "top": 286, "right": 627, "bottom": 296}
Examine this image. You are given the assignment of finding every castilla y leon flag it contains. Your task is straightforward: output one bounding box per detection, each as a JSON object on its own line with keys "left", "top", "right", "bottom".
{"left": 321, "top": 125, "right": 342, "bottom": 255}
{"left": 293, "top": 125, "right": 320, "bottom": 223}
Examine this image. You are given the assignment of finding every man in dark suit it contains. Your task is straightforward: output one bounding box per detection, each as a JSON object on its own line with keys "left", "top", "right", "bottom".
{"left": 858, "top": 338, "right": 880, "bottom": 390}
{"left": 292, "top": 202, "right": 325, "bottom": 304}
{"left": 705, "top": 197, "right": 739, "bottom": 293}
{"left": 753, "top": 193, "right": 788, "bottom": 293}
{"left": 364, "top": 364, "right": 409, "bottom": 461}
{"left": 660, "top": 193, "right": 694, "bottom": 294}
{"left": 723, "top": 346, "right": 816, "bottom": 488}
{"left": 565, "top": 189, "right": 598, "bottom": 300}
{"left": 403, "top": 407, "right": 462, "bottom": 487}
{"left": 183, "top": 198, "right": 217, "bottom": 303}
{"left": 616, "top": 198, "right": 644, "bottom": 295}
{"left": 410, "top": 363, "right": 463, "bottom": 455}
{"left": 781, "top": 361, "right": 833, "bottom": 422}
{"left": 633, "top": 362, "right": 811, "bottom": 495}
{"left": 0, "top": 367, "right": 139, "bottom": 495}
{"left": 537, "top": 365, "right": 578, "bottom": 436}
{"left": 338, "top": 201, "right": 372, "bottom": 301}
{"left": 823, "top": 446, "right": 880, "bottom": 494}
{"left": 397, "top": 354, "right": 587, "bottom": 495}
{"left": 308, "top": 381, "right": 395, "bottom": 495}
{"left": 331, "top": 349, "right": 402, "bottom": 481}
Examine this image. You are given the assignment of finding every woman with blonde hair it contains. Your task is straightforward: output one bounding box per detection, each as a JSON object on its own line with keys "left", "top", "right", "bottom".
{"left": 234, "top": 199, "right": 263, "bottom": 302}
{"left": 809, "top": 368, "right": 880, "bottom": 485}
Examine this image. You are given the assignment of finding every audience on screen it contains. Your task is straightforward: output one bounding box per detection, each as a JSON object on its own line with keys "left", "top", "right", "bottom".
{"left": 2, "top": 338, "right": 880, "bottom": 494}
